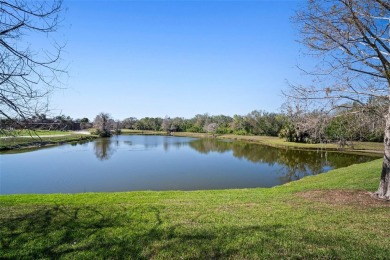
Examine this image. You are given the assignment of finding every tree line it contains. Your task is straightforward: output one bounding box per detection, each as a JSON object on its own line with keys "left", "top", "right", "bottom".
{"left": 93, "top": 102, "right": 384, "bottom": 143}
{"left": 3, "top": 101, "right": 384, "bottom": 144}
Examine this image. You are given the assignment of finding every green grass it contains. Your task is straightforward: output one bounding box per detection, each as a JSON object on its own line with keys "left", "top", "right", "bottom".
{"left": 1, "top": 159, "right": 389, "bottom": 259}
{"left": 0, "top": 134, "right": 97, "bottom": 150}
{"left": 0, "top": 129, "right": 69, "bottom": 137}
{"left": 121, "top": 129, "right": 167, "bottom": 135}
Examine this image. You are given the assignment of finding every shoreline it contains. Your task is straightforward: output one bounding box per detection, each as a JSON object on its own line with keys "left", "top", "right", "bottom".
{"left": 173, "top": 132, "right": 384, "bottom": 155}
{"left": 1, "top": 129, "right": 384, "bottom": 155}
{"left": 0, "top": 159, "right": 388, "bottom": 258}
{"left": 0, "top": 134, "right": 97, "bottom": 151}
{"left": 1, "top": 131, "right": 388, "bottom": 258}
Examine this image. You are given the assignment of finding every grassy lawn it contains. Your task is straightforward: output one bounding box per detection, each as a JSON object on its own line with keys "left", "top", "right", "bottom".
{"left": 0, "top": 159, "right": 389, "bottom": 259}
{"left": 0, "top": 129, "right": 68, "bottom": 137}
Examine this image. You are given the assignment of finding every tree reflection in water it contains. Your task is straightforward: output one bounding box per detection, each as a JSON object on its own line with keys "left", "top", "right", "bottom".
{"left": 189, "top": 138, "right": 376, "bottom": 182}
{"left": 93, "top": 136, "right": 191, "bottom": 159}
{"left": 93, "top": 138, "right": 118, "bottom": 161}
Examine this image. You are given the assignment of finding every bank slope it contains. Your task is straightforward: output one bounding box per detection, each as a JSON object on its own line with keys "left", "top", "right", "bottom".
{"left": 0, "top": 159, "right": 389, "bottom": 259}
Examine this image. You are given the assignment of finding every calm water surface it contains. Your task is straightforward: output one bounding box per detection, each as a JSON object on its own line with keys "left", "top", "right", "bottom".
{"left": 0, "top": 135, "right": 379, "bottom": 194}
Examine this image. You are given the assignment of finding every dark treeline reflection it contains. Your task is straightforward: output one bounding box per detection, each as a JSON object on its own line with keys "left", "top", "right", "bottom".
{"left": 189, "top": 138, "right": 377, "bottom": 182}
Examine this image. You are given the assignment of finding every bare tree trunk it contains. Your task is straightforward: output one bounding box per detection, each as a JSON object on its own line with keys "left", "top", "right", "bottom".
{"left": 375, "top": 111, "right": 390, "bottom": 199}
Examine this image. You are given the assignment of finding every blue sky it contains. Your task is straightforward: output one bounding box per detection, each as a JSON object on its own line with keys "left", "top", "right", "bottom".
{"left": 51, "top": 0, "right": 307, "bottom": 120}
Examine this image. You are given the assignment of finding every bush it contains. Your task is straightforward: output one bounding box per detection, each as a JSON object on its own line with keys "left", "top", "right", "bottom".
{"left": 92, "top": 129, "right": 112, "bottom": 137}
{"left": 186, "top": 126, "right": 204, "bottom": 133}
{"left": 233, "top": 129, "right": 248, "bottom": 135}
{"left": 216, "top": 127, "right": 233, "bottom": 134}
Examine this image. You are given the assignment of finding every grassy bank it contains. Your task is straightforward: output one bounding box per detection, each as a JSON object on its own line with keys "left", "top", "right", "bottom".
{"left": 1, "top": 159, "right": 389, "bottom": 259}
{"left": 121, "top": 129, "right": 384, "bottom": 153}
{"left": 173, "top": 132, "right": 384, "bottom": 154}
{"left": 120, "top": 129, "right": 167, "bottom": 135}
{"left": 0, "top": 129, "right": 68, "bottom": 137}
{"left": 0, "top": 134, "right": 97, "bottom": 151}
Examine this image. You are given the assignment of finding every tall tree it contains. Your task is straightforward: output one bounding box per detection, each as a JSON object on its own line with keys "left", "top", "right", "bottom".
{"left": 121, "top": 117, "right": 138, "bottom": 129}
{"left": 161, "top": 116, "right": 172, "bottom": 133}
{"left": 93, "top": 112, "right": 113, "bottom": 137}
{"left": 287, "top": 0, "right": 390, "bottom": 199}
{"left": 0, "top": 0, "right": 64, "bottom": 133}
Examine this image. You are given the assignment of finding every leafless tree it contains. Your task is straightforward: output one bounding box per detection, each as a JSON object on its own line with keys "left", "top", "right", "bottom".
{"left": 204, "top": 122, "right": 218, "bottom": 136}
{"left": 0, "top": 0, "right": 64, "bottom": 134}
{"left": 93, "top": 112, "right": 113, "bottom": 137}
{"left": 287, "top": 0, "right": 390, "bottom": 199}
{"left": 282, "top": 103, "right": 330, "bottom": 143}
{"left": 161, "top": 116, "right": 171, "bottom": 133}
{"left": 115, "top": 120, "right": 122, "bottom": 135}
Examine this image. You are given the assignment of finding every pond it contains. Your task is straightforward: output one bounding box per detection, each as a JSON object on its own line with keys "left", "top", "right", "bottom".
{"left": 0, "top": 135, "right": 379, "bottom": 194}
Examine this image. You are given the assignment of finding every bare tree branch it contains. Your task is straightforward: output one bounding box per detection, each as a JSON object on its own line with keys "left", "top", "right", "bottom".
{"left": 0, "top": 0, "right": 65, "bottom": 133}
{"left": 287, "top": 0, "right": 390, "bottom": 199}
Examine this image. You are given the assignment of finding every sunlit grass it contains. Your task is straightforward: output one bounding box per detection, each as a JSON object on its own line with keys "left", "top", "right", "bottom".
{"left": 1, "top": 159, "right": 389, "bottom": 258}
{"left": 0, "top": 134, "right": 96, "bottom": 150}
{"left": 121, "top": 129, "right": 166, "bottom": 135}
{"left": 0, "top": 129, "right": 68, "bottom": 137}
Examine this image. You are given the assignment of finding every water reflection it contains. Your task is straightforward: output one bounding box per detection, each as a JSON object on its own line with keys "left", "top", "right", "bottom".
{"left": 1, "top": 135, "right": 379, "bottom": 194}
{"left": 189, "top": 138, "right": 375, "bottom": 182}
{"left": 123, "top": 136, "right": 188, "bottom": 152}
{"left": 93, "top": 136, "right": 191, "bottom": 159}
{"left": 93, "top": 138, "right": 117, "bottom": 161}
{"left": 163, "top": 140, "right": 186, "bottom": 151}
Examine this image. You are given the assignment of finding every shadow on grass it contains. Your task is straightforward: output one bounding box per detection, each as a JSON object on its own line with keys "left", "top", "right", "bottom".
{"left": 1, "top": 204, "right": 161, "bottom": 259}
{"left": 1, "top": 204, "right": 387, "bottom": 258}
{"left": 0, "top": 204, "right": 282, "bottom": 258}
